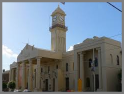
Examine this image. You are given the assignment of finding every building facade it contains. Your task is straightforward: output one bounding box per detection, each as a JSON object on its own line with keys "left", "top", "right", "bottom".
{"left": 2, "top": 70, "right": 10, "bottom": 84}
{"left": 9, "top": 6, "right": 122, "bottom": 92}
{"left": 2, "top": 70, "right": 10, "bottom": 91}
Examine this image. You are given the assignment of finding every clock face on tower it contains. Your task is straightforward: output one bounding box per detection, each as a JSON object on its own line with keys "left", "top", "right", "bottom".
{"left": 59, "top": 15, "right": 64, "bottom": 22}
{"left": 53, "top": 15, "right": 57, "bottom": 22}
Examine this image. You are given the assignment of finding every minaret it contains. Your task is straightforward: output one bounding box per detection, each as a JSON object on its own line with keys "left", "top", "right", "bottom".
{"left": 50, "top": 5, "right": 68, "bottom": 53}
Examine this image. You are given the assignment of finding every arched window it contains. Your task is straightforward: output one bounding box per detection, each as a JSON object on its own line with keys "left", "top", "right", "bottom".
{"left": 110, "top": 54, "right": 113, "bottom": 64}
{"left": 117, "top": 55, "right": 119, "bottom": 65}
{"left": 89, "top": 59, "right": 92, "bottom": 68}
{"left": 94, "top": 57, "right": 98, "bottom": 67}
{"left": 66, "top": 63, "right": 68, "bottom": 72}
{"left": 56, "top": 65, "right": 58, "bottom": 69}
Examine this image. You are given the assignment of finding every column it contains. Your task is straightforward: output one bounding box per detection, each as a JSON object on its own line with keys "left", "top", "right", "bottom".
{"left": 78, "top": 54, "right": 80, "bottom": 79}
{"left": 97, "top": 48, "right": 102, "bottom": 90}
{"left": 79, "top": 52, "right": 85, "bottom": 91}
{"left": 74, "top": 51, "right": 78, "bottom": 91}
{"left": 12, "top": 68, "right": 14, "bottom": 81}
{"left": 9, "top": 69, "right": 11, "bottom": 81}
{"left": 16, "top": 63, "right": 19, "bottom": 89}
{"left": 10, "top": 68, "right": 12, "bottom": 81}
{"left": 22, "top": 61, "right": 26, "bottom": 90}
{"left": 28, "top": 59, "right": 33, "bottom": 91}
{"left": 13, "top": 69, "right": 15, "bottom": 81}
{"left": 9, "top": 66, "right": 11, "bottom": 81}
{"left": 36, "top": 57, "right": 41, "bottom": 91}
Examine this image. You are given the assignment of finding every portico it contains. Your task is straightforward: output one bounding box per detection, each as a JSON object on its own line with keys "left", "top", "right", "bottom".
{"left": 74, "top": 45, "right": 103, "bottom": 91}
{"left": 15, "top": 44, "right": 63, "bottom": 91}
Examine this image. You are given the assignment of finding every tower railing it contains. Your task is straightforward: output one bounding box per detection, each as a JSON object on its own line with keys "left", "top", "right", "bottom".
{"left": 49, "top": 24, "right": 68, "bottom": 31}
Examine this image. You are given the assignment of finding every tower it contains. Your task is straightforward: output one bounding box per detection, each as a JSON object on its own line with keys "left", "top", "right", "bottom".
{"left": 50, "top": 5, "right": 68, "bottom": 53}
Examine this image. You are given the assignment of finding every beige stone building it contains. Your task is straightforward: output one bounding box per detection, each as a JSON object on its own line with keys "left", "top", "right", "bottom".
{"left": 9, "top": 6, "right": 122, "bottom": 92}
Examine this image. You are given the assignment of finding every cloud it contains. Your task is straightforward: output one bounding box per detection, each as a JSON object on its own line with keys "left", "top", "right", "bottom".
{"left": 67, "top": 42, "right": 81, "bottom": 51}
{"left": 2, "top": 45, "right": 18, "bottom": 58}
{"left": 67, "top": 46, "right": 74, "bottom": 51}
{"left": 76, "top": 43, "right": 80, "bottom": 44}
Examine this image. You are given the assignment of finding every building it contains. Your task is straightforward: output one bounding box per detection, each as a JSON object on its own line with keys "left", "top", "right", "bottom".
{"left": 2, "top": 69, "right": 10, "bottom": 91}
{"left": 2, "top": 69, "right": 10, "bottom": 84}
{"left": 9, "top": 62, "right": 17, "bottom": 82}
{"left": 9, "top": 5, "right": 122, "bottom": 92}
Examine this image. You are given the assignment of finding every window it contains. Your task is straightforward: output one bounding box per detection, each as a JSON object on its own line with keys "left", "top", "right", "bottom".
{"left": 48, "top": 66, "right": 50, "bottom": 73}
{"left": 117, "top": 55, "right": 119, "bottom": 65}
{"left": 110, "top": 54, "right": 113, "bottom": 64}
{"left": 56, "top": 65, "right": 58, "bottom": 69}
{"left": 34, "top": 69, "right": 36, "bottom": 73}
{"left": 41, "top": 68, "right": 43, "bottom": 73}
{"left": 89, "top": 59, "right": 92, "bottom": 68}
{"left": 94, "top": 57, "right": 98, "bottom": 67}
{"left": 66, "top": 63, "right": 68, "bottom": 72}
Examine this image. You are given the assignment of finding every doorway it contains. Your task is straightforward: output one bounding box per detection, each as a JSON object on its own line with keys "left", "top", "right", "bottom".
{"left": 66, "top": 77, "right": 69, "bottom": 91}
{"left": 95, "top": 74, "right": 99, "bottom": 91}
{"left": 53, "top": 78, "right": 55, "bottom": 91}
{"left": 92, "top": 74, "right": 99, "bottom": 91}
{"left": 35, "top": 69, "right": 36, "bottom": 88}
{"left": 45, "top": 79, "right": 48, "bottom": 91}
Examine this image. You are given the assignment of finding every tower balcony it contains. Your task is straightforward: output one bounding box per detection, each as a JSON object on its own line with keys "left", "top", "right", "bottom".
{"left": 49, "top": 24, "right": 68, "bottom": 31}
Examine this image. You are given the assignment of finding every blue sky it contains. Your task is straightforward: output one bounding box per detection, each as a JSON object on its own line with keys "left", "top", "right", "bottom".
{"left": 2, "top": 2, "right": 122, "bottom": 70}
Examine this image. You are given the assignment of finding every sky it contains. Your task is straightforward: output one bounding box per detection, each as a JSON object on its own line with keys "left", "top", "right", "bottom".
{"left": 2, "top": 2, "right": 122, "bottom": 70}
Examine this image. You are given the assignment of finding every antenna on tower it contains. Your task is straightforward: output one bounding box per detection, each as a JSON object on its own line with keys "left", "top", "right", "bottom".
{"left": 28, "top": 38, "right": 30, "bottom": 44}
{"left": 22, "top": 42, "right": 28, "bottom": 45}
{"left": 49, "top": 16, "right": 50, "bottom": 27}
{"left": 58, "top": 2, "right": 60, "bottom": 7}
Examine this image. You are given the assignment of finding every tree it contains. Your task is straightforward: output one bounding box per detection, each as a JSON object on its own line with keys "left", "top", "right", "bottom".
{"left": 7, "top": 81, "right": 16, "bottom": 91}
{"left": 2, "top": 82, "right": 7, "bottom": 91}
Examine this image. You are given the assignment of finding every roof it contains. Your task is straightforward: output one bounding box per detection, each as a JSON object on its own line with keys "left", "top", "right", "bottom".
{"left": 2, "top": 70, "right": 10, "bottom": 74}
{"left": 51, "top": 5, "right": 66, "bottom": 16}
{"left": 74, "top": 36, "right": 121, "bottom": 49}
{"left": 17, "top": 44, "right": 62, "bottom": 62}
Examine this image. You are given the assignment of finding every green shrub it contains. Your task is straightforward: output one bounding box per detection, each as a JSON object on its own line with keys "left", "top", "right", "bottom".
{"left": 2, "top": 82, "right": 7, "bottom": 90}
{"left": 7, "top": 81, "right": 16, "bottom": 91}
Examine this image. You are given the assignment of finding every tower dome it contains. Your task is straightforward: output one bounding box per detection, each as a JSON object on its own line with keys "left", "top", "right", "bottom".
{"left": 51, "top": 5, "right": 66, "bottom": 16}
